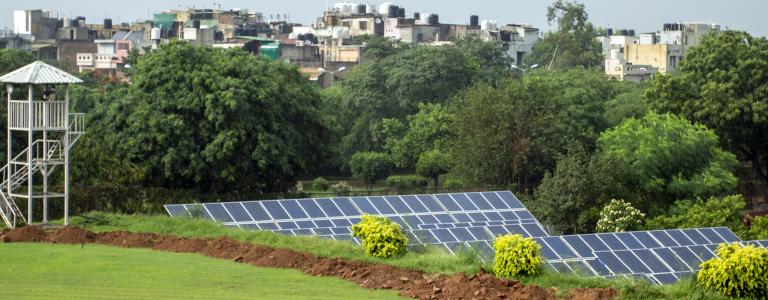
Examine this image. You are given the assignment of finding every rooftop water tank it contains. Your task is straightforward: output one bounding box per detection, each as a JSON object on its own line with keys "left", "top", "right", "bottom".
{"left": 379, "top": 3, "right": 394, "bottom": 17}
{"left": 366, "top": 4, "right": 375, "bottom": 14}
{"left": 151, "top": 27, "right": 161, "bottom": 40}
{"left": 470, "top": 15, "right": 479, "bottom": 27}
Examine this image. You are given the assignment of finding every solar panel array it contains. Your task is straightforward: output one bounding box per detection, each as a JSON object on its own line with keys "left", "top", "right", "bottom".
{"left": 165, "top": 191, "right": 549, "bottom": 255}
{"left": 534, "top": 228, "right": 755, "bottom": 284}
{"left": 165, "top": 190, "right": 768, "bottom": 285}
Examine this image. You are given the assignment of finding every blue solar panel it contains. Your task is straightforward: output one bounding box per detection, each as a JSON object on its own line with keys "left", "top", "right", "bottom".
{"left": 298, "top": 199, "right": 325, "bottom": 218}
{"left": 204, "top": 203, "right": 233, "bottom": 223}
{"left": 261, "top": 201, "right": 289, "bottom": 220}
{"left": 368, "top": 196, "right": 396, "bottom": 215}
{"left": 222, "top": 202, "right": 251, "bottom": 222}
{"left": 168, "top": 191, "right": 758, "bottom": 286}
{"left": 385, "top": 196, "right": 411, "bottom": 214}
{"left": 315, "top": 198, "right": 343, "bottom": 217}
{"left": 466, "top": 193, "right": 493, "bottom": 210}
{"left": 165, "top": 204, "right": 187, "bottom": 217}
{"left": 713, "top": 227, "right": 741, "bottom": 242}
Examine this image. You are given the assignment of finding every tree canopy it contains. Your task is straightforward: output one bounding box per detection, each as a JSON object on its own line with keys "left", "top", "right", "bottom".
{"left": 90, "top": 41, "right": 332, "bottom": 193}
{"left": 598, "top": 113, "right": 738, "bottom": 212}
{"left": 525, "top": 0, "right": 602, "bottom": 70}
{"left": 645, "top": 30, "right": 768, "bottom": 186}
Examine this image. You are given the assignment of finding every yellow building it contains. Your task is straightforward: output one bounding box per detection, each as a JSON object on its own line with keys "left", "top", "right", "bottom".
{"left": 624, "top": 43, "right": 684, "bottom": 74}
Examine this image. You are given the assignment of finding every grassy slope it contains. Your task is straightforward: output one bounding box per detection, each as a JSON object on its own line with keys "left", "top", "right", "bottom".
{"left": 0, "top": 243, "right": 405, "bottom": 300}
{"left": 68, "top": 212, "right": 730, "bottom": 300}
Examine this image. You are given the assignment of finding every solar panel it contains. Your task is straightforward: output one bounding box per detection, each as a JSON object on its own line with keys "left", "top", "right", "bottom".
{"left": 165, "top": 191, "right": 548, "bottom": 260}
{"left": 541, "top": 227, "right": 757, "bottom": 284}
{"left": 165, "top": 191, "right": 765, "bottom": 286}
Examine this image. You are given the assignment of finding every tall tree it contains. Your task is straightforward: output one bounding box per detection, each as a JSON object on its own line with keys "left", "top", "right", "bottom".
{"left": 451, "top": 70, "right": 614, "bottom": 190}
{"left": 599, "top": 113, "right": 739, "bottom": 213}
{"left": 645, "top": 31, "right": 768, "bottom": 186}
{"left": 525, "top": 0, "right": 602, "bottom": 70}
{"left": 103, "top": 41, "right": 332, "bottom": 193}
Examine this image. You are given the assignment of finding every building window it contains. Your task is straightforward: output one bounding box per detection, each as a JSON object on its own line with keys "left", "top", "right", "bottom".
{"left": 117, "top": 43, "right": 129, "bottom": 50}
{"left": 417, "top": 33, "right": 424, "bottom": 42}
{"left": 359, "top": 21, "right": 368, "bottom": 30}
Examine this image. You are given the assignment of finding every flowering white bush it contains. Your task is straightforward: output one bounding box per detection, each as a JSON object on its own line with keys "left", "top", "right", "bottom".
{"left": 596, "top": 199, "right": 645, "bottom": 232}
{"left": 331, "top": 181, "right": 352, "bottom": 196}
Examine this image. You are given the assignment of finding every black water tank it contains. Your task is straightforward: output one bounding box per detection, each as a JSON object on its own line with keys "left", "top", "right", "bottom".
{"left": 620, "top": 29, "right": 628, "bottom": 36}
{"left": 357, "top": 4, "right": 366, "bottom": 14}
{"left": 70, "top": 19, "right": 79, "bottom": 27}
{"left": 104, "top": 19, "right": 113, "bottom": 29}
{"left": 428, "top": 14, "right": 439, "bottom": 25}
{"left": 388, "top": 5, "right": 399, "bottom": 18}
{"left": 607, "top": 28, "right": 613, "bottom": 36}
{"left": 470, "top": 15, "right": 479, "bottom": 27}
{"left": 663, "top": 23, "right": 670, "bottom": 31}
{"left": 628, "top": 29, "right": 635, "bottom": 36}
{"left": 193, "top": 19, "right": 201, "bottom": 29}
{"left": 398, "top": 8, "right": 405, "bottom": 18}
{"left": 414, "top": 12, "right": 420, "bottom": 20}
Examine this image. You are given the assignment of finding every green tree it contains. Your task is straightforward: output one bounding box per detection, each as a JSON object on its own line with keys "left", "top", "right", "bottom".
{"left": 532, "top": 148, "right": 626, "bottom": 234}
{"left": 596, "top": 199, "right": 645, "bottom": 233}
{"left": 645, "top": 31, "right": 768, "bottom": 186}
{"left": 451, "top": 70, "right": 615, "bottom": 190}
{"left": 103, "top": 41, "right": 332, "bottom": 193}
{"left": 453, "top": 35, "right": 513, "bottom": 84}
{"left": 599, "top": 113, "right": 739, "bottom": 212}
{"left": 645, "top": 195, "right": 747, "bottom": 235}
{"left": 380, "top": 103, "right": 455, "bottom": 168}
{"left": 603, "top": 87, "right": 648, "bottom": 128}
{"left": 336, "top": 44, "right": 489, "bottom": 163}
{"left": 525, "top": 0, "right": 602, "bottom": 70}
{"left": 416, "top": 149, "right": 451, "bottom": 189}
{"left": 349, "top": 152, "right": 394, "bottom": 192}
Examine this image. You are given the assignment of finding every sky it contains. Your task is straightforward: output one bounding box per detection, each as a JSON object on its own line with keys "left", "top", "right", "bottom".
{"left": 1, "top": 0, "right": 766, "bottom": 37}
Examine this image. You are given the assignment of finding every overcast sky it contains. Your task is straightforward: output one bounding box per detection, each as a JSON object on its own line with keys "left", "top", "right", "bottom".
{"left": 2, "top": 0, "right": 766, "bottom": 37}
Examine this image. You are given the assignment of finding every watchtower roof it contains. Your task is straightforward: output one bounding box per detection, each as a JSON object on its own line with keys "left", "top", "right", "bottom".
{"left": 0, "top": 61, "right": 83, "bottom": 84}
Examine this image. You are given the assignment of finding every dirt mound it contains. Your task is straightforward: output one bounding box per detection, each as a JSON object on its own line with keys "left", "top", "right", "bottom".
{"left": 48, "top": 226, "right": 97, "bottom": 244}
{"left": 401, "top": 272, "right": 554, "bottom": 300}
{"left": 566, "top": 288, "right": 618, "bottom": 300}
{"left": 2, "top": 226, "right": 616, "bottom": 300}
{"left": 3, "top": 225, "right": 48, "bottom": 242}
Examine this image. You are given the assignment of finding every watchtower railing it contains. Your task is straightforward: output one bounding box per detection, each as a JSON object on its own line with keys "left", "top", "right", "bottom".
{"left": 8, "top": 100, "right": 68, "bottom": 130}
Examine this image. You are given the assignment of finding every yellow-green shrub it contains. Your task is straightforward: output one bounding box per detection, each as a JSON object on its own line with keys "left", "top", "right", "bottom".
{"left": 351, "top": 215, "right": 408, "bottom": 258}
{"left": 697, "top": 242, "right": 768, "bottom": 298}
{"left": 492, "top": 234, "right": 541, "bottom": 277}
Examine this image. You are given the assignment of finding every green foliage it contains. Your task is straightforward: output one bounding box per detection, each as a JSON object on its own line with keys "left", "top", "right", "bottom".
{"left": 312, "top": 177, "right": 331, "bottom": 191}
{"left": 416, "top": 149, "right": 451, "bottom": 187}
{"left": 526, "top": 0, "right": 602, "bottom": 70}
{"left": 749, "top": 216, "right": 768, "bottom": 240}
{"left": 386, "top": 175, "right": 429, "bottom": 193}
{"left": 452, "top": 70, "right": 616, "bottom": 189}
{"left": 596, "top": 199, "right": 645, "bottom": 233}
{"left": 0, "top": 48, "right": 36, "bottom": 74}
{"left": 697, "top": 243, "right": 768, "bottom": 299}
{"left": 381, "top": 103, "right": 455, "bottom": 168}
{"left": 442, "top": 178, "right": 465, "bottom": 189}
{"left": 533, "top": 148, "right": 626, "bottom": 233}
{"left": 349, "top": 152, "right": 394, "bottom": 191}
{"left": 453, "top": 35, "right": 513, "bottom": 83}
{"left": 335, "top": 44, "right": 497, "bottom": 161}
{"left": 645, "top": 31, "right": 768, "bottom": 186}
{"left": 603, "top": 87, "right": 647, "bottom": 128}
{"left": 93, "top": 41, "right": 332, "bottom": 193}
{"left": 645, "top": 195, "right": 747, "bottom": 235}
{"left": 599, "top": 113, "right": 738, "bottom": 212}
{"left": 351, "top": 215, "right": 408, "bottom": 259}
{"left": 492, "top": 234, "right": 541, "bottom": 277}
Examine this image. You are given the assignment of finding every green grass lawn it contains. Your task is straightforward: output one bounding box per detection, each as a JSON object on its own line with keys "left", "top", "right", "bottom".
{"left": 63, "top": 212, "right": 732, "bottom": 300}
{"left": 0, "top": 243, "right": 405, "bottom": 300}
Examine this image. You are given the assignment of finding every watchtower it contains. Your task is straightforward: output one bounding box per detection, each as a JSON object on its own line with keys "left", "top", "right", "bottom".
{"left": 0, "top": 61, "right": 85, "bottom": 228}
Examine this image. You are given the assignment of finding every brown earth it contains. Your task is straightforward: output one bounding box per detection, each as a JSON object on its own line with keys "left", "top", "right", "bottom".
{"left": 0, "top": 226, "right": 616, "bottom": 300}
